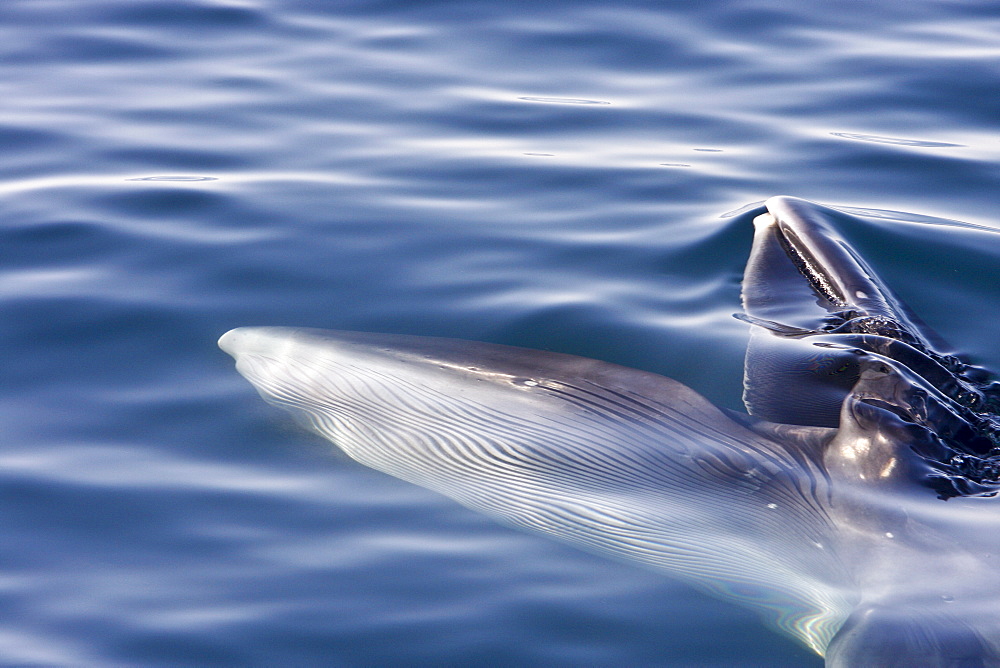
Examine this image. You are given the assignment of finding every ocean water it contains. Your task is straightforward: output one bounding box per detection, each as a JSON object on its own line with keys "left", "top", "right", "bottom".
{"left": 2, "top": 0, "right": 999, "bottom": 665}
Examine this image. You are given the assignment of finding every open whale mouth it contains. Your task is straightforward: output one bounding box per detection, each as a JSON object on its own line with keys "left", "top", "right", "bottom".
{"left": 220, "top": 195, "right": 1000, "bottom": 659}
{"left": 741, "top": 197, "right": 1000, "bottom": 497}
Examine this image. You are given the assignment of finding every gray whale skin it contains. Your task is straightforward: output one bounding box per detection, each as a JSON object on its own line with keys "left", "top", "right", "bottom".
{"left": 221, "top": 197, "right": 1000, "bottom": 667}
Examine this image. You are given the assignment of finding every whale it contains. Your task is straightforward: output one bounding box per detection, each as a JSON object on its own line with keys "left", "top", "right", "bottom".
{"left": 220, "top": 197, "right": 1000, "bottom": 666}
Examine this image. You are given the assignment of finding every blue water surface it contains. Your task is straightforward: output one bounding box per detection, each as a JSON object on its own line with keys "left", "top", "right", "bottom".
{"left": 2, "top": 0, "right": 999, "bottom": 665}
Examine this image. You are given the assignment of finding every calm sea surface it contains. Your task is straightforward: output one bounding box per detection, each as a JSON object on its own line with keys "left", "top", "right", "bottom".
{"left": 2, "top": 1, "right": 999, "bottom": 665}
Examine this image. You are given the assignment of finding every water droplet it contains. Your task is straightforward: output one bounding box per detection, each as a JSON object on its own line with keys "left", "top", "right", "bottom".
{"left": 513, "top": 377, "right": 538, "bottom": 387}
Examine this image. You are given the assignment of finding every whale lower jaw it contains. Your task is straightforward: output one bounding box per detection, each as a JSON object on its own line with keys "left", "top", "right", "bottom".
{"left": 220, "top": 325, "right": 851, "bottom": 654}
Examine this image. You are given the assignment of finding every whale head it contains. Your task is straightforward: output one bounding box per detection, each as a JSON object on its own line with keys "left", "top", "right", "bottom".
{"left": 221, "top": 197, "right": 1000, "bottom": 664}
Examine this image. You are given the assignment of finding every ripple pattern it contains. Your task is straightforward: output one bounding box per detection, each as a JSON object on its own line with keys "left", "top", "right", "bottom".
{"left": 3, "top": 0, "right": 999, "bottom": 664}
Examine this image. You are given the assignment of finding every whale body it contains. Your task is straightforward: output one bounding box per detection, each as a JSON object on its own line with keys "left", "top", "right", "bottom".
{"left": 220, "top": 197, "right": 1000, "bottom": 665}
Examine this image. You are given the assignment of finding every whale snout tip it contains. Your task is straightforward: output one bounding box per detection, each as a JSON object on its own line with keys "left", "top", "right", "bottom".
{"left": 219, "top": 326, "right": 307, "bottom": 358}
{"left": 218, "top": 327, "right": 257, "bottom": 356}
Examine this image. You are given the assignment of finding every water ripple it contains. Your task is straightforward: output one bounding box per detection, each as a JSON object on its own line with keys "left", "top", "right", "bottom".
{"left": 128, "top": 175, "right": 219, "bottom": 182}
{"left": 830, "top": 132, "right": 964, "bottom": 148}
{"left": 2, "top": 0, "right": 999, "bottom": 665}
{"left": 518, "top": 96, "right": 612, "bottom": 105}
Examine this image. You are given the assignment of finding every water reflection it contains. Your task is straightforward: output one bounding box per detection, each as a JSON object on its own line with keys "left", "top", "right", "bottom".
{"left": 830, "top": 132, "right": 963, "bottom": 148}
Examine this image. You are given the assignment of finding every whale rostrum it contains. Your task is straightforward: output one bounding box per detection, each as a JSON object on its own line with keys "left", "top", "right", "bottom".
{"left": 220, "top": 197, "right": 1000, "bottom": 665}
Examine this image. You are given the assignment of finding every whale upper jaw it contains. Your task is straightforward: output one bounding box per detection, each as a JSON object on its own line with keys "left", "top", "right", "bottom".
{"left": 742, "top": 197, "right": 1000, "bottom": 499}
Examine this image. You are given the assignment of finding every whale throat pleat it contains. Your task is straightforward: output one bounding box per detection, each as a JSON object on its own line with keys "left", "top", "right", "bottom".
{"left": 224, "top": 327, "right": 853, "bottom": 653}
